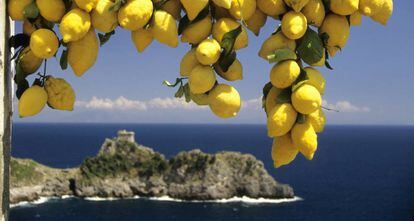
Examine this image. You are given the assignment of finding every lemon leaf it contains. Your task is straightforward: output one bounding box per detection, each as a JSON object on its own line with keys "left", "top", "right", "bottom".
{"left": 109, "top": 0, "right": 126, "bottom": 12}
{"left": 322, "top": 0, "right": 331, "bottom": 11}
{"left": 23, "top": 2, "right": 39, "bottom": 19}
{"left": 297, "top": 28, "right": 324, "bottom": 65}
{"left": 277, "top": 88, "right": 292, "bottom": 103}
{"left": 163, "top": 78, "right": 185, "bottom": 88}
{"left": 220, "top": 25, "right": 242, "bottom": 57}
{"left": 217, "top": 51, "right": 236, "bottom": 73}
{"left": 98, "top": 31, "right": 115, "bottom": 46}
{"left": 262, "top": 82, "right": 273, "bottom": 111}
{"left": 174, "top": 85, "right": 184, "bottom": 98}
{"left": 9, "top": 34, "right": 30, "bottom": 50}
{"left": 16, "top": 79, "right": 29, "bottom": 100}
{"left": 297, "top": 113, "right": 307, "bottom": 124}
{"left": 292, "top": 68, "right": 309, "bottom": 92}
{"left": 60, "top": 49, "right": 68, "bottom": 70}
{"left": 183, "top": 83, "right": 191, "bottom": 103}
{"left": 63, "top": 0, "right": 73, "bottom": 12}
{"left": 267, "top": 48, "right": 297, "bottom": 63}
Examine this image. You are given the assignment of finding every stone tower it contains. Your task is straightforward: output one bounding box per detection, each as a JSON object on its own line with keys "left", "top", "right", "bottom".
{"left": 117, "top": 130, "right": 135, "bottom": 143}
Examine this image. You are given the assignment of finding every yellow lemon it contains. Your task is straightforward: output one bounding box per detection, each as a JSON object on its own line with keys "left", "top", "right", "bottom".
{"left": 18, "top": 47, "right": 43, "bottom": 74}
{"left": 291, "top": 121, "right": 318, "bottom": 160}
{"left": 271, "top": 134, "right": 299, "bottom": 168}
{"left": 118, "top": 0, "right": 153, "bottom": 31}
{"left": 350, "top": 11, "right": 363, "bottom": 26}
{"left": 181, "top": 15, "right": 212, "bottom": 45}
{"left": 180, "top": 0, "right": 209, "bottom": 21}
{"left": 191, "top": 92, "right": 209, "bottom": 106}
{"left": 281, "top": 11, "right": 307, "bottom": 40}
{"left": 188, "top": 65, "right": 216, "bottom": 94}
{"left": 159, "top": 0, "right": 182, "bottom": 19}
{"left": 330, "top": 0, "right": 359, "bottom": 15}
{"left": 284, "top": 0, "right": 309, "bottom": 12}
{"left": 291, "top": 84, "right": 322, "bottom": 114}
{"left": 267, "top": 103, "right": 297, "bottom": 137}
{"left": 371, "top": 0, "right": 393, "bottom": 25}
{"left": 229, "top": 0, "right": 256, "bottom": 20}
{"left": 304, "top": 67, "right": 325, "bottom": 94}
{"left": 36, "top": 0, "right": 65, "bottom": 22}
{"left": 258, "top": 32, "right": 296, "bottom": 60}
{"left": 319, "top": 13, "right": 350, "bottom": 57}
{"left": 359, "top": 0, "right": 384, "bottom": 16}
{"left": 245, "top": 9, "right": 267, "bottom": 36}
{"left": 7, "top": 0, "right": 32, "bottom": 21}
{"left": 30, "top": 29, "right": 59, "bottom": 59}
{"left": 195, "top": 39, "right": 221, "bottom": 65}
{"left": 215, "top": 58, "right": 243, "bottom": 81}
{"left": 302, "top": 0, "right": 325, "bottom": 27}
{"left": 308, "top": 108, "right": 326, "bottom": 133}
{"left": 60, "top": 8, "right": 91, "bottom": 43}
{"left": 212, "top": 0, "right": 232, "bottom": 9}
{"left": 270, "top": 60, "right": 301, "bottom": 89}
{"left": 18, "top": 85, "right": 48, "bottom": 118}
{"left": 68, "top": 29, "right": 99, "bottom": 77}
{"left": 131, "top": 28, "right": 153, "bottom": 53}
{"left": 257, "top": 0, "right": 286, "bottom": 17}
{"left": 44, "top": 77, "right": 76, "bottom": 111}
{"left": 213, "top": 18, "right": 249, "bottom": 50}
{"left": 91, "top": 0, "right": 118, "bottom": 33}
{"left": 151, "top": 10, "right": 179, "bottom": 48}
{"left": 265, "top": 86, "right": 281, "bottom": 114}
{"left": 74, "top": 0, "right": 98, "bottom": 12}
{"left": 180, "top": 49, "right": 199, "bottom": 77}
{"left": 208, "top": 84, "right": 241, "bottom": 119}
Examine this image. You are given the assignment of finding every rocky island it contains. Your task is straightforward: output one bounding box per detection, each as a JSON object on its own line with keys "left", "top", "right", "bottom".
{"left": 10, "top": 130, "right": 294, "bottom": 204}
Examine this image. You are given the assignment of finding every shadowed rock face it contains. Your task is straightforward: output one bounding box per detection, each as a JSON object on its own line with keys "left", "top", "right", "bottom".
{"left": 10, "top": 137, "right": 294, "bottom": 204}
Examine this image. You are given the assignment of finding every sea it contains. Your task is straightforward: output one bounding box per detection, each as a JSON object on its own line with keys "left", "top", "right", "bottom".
{"left": 9, "top": 123, "right": 414, "bottom": 221}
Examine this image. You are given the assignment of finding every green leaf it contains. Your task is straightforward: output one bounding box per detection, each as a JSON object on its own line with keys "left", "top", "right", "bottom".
{"left": 297, "top": 114, "right": 307, "bottom": 124}
{"left": 277, "top": 88, "right": 292, "bottom": 103}
{"left": 60, "top": 49, "right": 68, "bottom": 70}
{"left": 163, "top": 78, "right": 185, "bottom": 88}
{"left": 98, "top": 30, "right": 115, "bottom": 46}
{"left": 183, "top": 83, "right": 191, "bottom": 103}
{"left": 320, "top": 32, "right": 329, "bottom": 47}
{"left": 16, "top": 79, "right": 29, "bottom": 100}
{"left": 178, "top": 5, "right": 210, "bottom": 35}
{"left": 322, "top": 0, "right": 331, "bottom": 11}
{"left": 174, "top": 85, "right": 184, "bottom": 98}
{"left": 63, "top": 0, "right": 73, "bottom": 12}
{"left": 220, "top": 25, "right": 242, "bottom": 57}
{"left": 271, "top": 26, "right": 282, "bottom": 35}
{"left": 9, "top": 34, "right": 30, "bottom": 50}
{"left": 217, "top": 50, "right": 236, "bottom": 73}
{"left": 14, "top": 62, "right": 26, "bottom": 84}
{"left": 262, "top": 82, "right": 273, "bottom": 110}
{"left": 109, "top": 0, "right": 125, "bottom": 12}
{"left": 267, "top": 48, "right": 297, "bottom": 63}
{"left": 23, "top": 2, "right": 39, "bottom": 19}
{"left": 297, "top": 28, "right": 324, "bottom": 65}
{"left": 292, "top": 68, "right": 309, "bottom": 92}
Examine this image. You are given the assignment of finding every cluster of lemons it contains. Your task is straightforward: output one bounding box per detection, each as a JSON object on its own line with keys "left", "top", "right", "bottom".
{"left": 8, "top": 0, "right": 392, "bottom": 167}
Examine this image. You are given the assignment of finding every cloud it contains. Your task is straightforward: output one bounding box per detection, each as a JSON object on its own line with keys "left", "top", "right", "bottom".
{"left": 242, "top": 97, "right": 262, "bottom": 110}
{"left": 322, "top": 100, "right": 371, "bottom": 113}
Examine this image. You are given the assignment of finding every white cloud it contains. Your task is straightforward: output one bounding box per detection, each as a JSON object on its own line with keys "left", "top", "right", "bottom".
{"left": 242, "top": 97, "right": 262, "bottom": 110}
{"left": 322, "top": 100, "right": 371, "bottom": 113}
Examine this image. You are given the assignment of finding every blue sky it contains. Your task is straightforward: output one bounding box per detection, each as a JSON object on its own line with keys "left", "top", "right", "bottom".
{"left": 14, "top": 1, "right": 414, "bottom": 125}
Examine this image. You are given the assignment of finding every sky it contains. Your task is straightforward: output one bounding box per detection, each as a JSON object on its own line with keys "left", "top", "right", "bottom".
{"left": 12, "top": 1, "right": 414, "bottom": 125}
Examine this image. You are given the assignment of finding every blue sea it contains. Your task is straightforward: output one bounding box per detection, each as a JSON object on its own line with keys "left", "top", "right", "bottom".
{"left": 9, "top": 123, "right": 414, "bottom": 221}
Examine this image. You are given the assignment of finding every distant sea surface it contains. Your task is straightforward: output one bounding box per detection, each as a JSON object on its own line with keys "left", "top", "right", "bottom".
{"left": 10, "top": 123, "right": 414, "bottom": 221}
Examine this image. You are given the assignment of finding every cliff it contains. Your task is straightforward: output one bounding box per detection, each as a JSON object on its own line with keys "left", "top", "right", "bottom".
{"left": 10, "top": 132, "right": 294, "bottom": 204}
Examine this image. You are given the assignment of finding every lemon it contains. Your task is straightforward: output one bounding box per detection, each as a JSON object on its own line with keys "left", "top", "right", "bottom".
{"left": 181, "top": 15, "right": 212, "bottom": 45}
{"left": 319, "top": 13, "right": 350, "bottom": 57}
{"left": 258, "top": 32, "right": 296, "bottom": 60}
{"left": 191, "top": 92, "right": 209, "bottom": 106}
{"left": 18, "top": 85, "right": 48, "bottom": 118}
{"left": 36, "top": 0, "right": 66, "bottom": 22}
{"left": 270, "top": 60, "right": 301, "bottom": 89}
{"left": 212, "top": 0, "right": 232, "bottom": 9}
{"left": 302, "top": 0, "right": 325, "bottom": 27}
{"left": 291, "top": 121, "right": 318, "bottom": 160}
{"left": 18, "top": 47, "right": 43, "bottom": 74}
{"left": 308, "top": 108, "right": 326, "bottom": 133}
{"left": 68, "top": 29, "right": 99, "bottom": 77}
{"left": 180, "top": 0, "right": 209, "bottom": 21}
{"left": 118, "top": 0, "right": 153, "bottom": 31}
{"left": 265, "top": 86, "right": 281, "bottom": 114}
{"left": 60, "top": 8, "right": 91, "bottom": 43}
{"left": 195, "top": 39, "right": 221, "bottom": 65}
{"left": 7, "top": 0, "right": 32, "bottom": 21}
{"left": 330, "top": 0, "right": 359, "bottom": 15}
{"left": 91, "top": 0, "right": 118, "bottom": 33}
{"left": 271, "top": 134, "right": 299, "bottom": 168}
{"left": 215, "top": 58, "right": 243, "bottom": 81}
{"left": 74, "top": 0, "right": 98, "bottom": 12}
{"left": 159, "top": 0, "right": 182, "bottom": 20}
{"left": 245, "top": 9, "right": 267, "bottom": 36}
{"left": 213, "top": 18, "right": 249, "bottom": 50}
{"left": 229, "top": 0, "right": 256, "bottom": 20}
{"left": 30, "top": 29, "right": 59, "bottom": 59}
{"left": 281, "top": 11, "right": 307, "bottom": 40}
{"left": 257, "top": 0, "right": 286, "bottom": 17}
{"left": 188, "top": 65, "right": 216, "bottom": 94}
{"left": 131, "top": 28, "right": 153, "bottom": 53}
{"left": 180, "top": 49, "right": 199, "bottom": 77}
{"left": 44, "top": 77, "right": 76, "bottom": 111}
{"left": 208, "top": 84, "right": 241, "bottom": 118}
{"left": 151, "top": 10, "right": 179, "bottom": 48}
{"left": 284, "top": 0, "right": 309, "bottom": 12}
{"left": 304, "top": 67, "right": 325, "bottom": 94}
{"left": 371, "top": 0, "right": 393, "bottom": 25}
{"left": 311, "top": 48, "right": 325, "bottom": 66}
{"left": 291, "top": 84, "right": 322, "bottom": 114}
{"left": 350, "top": 11, "right": 363, "bottom": 26}
{"left": 359, "top": 0, "right": 384, "bottom": 16}
{"left": 267, "top": 103, "right": 297, "bottom": 137}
